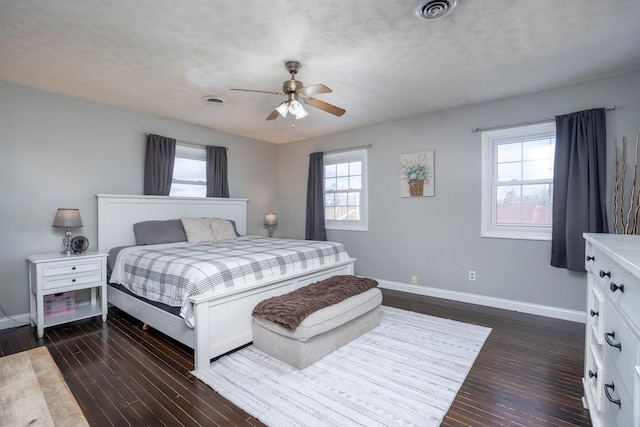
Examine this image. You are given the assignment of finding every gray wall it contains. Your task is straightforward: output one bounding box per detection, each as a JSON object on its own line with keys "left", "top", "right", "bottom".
{"left": 277, "top": 70, "right": 640, "bottom": 312}
{"left": 2, "top": 71, "right": 638, "bottom": 323}
{"left": 0, "top": 81, "right": 279, "bottom": 319}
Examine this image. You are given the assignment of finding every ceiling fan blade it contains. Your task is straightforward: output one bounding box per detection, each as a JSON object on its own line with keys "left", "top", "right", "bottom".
{"left": 230, "top": 88, "right": 284, "bottom": 96}
{"left": 298, "top": 84, "right": 332, "bottom": 96}
{"left": 303, "top": 97, "right": 346, "bottom": 117}
{"left": 266, "top": 109, "right": 280, "bottom": 121}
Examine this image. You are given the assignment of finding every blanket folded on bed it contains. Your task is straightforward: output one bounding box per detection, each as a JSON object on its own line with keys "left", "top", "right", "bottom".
{"left": 251, "top": 275, "right": 378, "bottom": 330}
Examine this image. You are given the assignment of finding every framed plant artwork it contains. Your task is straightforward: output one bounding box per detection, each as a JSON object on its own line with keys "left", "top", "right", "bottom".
{"left": 400, "top": 151, "right": 434, "bottom": 197}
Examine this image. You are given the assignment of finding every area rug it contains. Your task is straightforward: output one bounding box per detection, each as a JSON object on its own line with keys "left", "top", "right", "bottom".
{"left": 193, "top": 306, "right": 491, "bottom": 427}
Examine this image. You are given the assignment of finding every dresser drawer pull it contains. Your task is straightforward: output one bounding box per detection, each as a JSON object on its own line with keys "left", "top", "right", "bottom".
{"left": 599, "top": 270, "right": 611, "bottom": 278}
{"left": 590, "top": 309, "right": 599, "bottom": 317}
{"left": 605, "top": 331, "right": 622, "bottom": 351}
{"left": 72, "top": 279, "right": 76, "bottom": 283}
{"left": 588, "top": 370, "right": 597, "bottom": 379}
{"left": 72, "top": 266, "right": 76, "bottom": 270}
{"left": 586, "top": 255, "right": 595, "bottom": 262}
{"left": 604, "top": 383, "right": 621, "bottom": 408}
{"left": 609, "top": 282, "right": 624, "bottom": 293}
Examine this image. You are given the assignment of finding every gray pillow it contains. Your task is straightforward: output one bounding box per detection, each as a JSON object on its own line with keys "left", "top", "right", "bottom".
{"left": 133, "top": 219, "right": 187, "bottom": 245}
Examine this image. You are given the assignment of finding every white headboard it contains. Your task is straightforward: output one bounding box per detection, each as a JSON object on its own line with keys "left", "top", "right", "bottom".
{"left": 97, "top": 194, "right": 249, "bottom": 252}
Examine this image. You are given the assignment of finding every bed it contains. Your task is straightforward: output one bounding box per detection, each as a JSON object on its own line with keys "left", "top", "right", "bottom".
{"left": 97, "top": 194, "right": 356, "bottom": 373}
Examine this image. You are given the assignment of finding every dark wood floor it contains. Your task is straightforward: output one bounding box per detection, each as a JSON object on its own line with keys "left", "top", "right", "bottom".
{"left": 0, "top": 290, "right": 591, "bottom": 426}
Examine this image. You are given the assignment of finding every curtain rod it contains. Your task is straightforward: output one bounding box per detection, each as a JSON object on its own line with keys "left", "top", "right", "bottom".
{"left": 145, "top": 133, "right": 228, "bottom": 150}
{"left": 471, "top": 105, "right": 616, "bottom": 133}
{"left": 309, "top": 144, "right": 372, "bottom": 156}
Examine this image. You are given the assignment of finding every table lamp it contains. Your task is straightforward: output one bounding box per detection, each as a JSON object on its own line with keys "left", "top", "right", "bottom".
{"left": 264, "top": 213, "right": 277, "bottom": 237}
{"left": 52, "top": 208, "right": 83, "bottom": 255}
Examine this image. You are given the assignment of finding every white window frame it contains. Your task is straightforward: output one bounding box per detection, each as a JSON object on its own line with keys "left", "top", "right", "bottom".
{"left": 481, "top": 122, "right": 556, "bottom": 241}
{"left": 169, "top": 143, "right": 207, "bottom": 197}
{"left": 324, "top": 149, "right": 368, "bottom": 232}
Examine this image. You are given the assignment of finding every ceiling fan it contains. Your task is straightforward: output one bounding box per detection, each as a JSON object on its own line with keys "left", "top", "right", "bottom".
{"left": 231, "top": 61, "right": 346, "bottom": 121}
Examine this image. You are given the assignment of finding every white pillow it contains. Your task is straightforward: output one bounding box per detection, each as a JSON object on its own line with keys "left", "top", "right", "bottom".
{"left": 180, "top": 217, "right": 214, "bottom": 244}
{"left": 210, "top": 219, "right": 237, "bottom": 242}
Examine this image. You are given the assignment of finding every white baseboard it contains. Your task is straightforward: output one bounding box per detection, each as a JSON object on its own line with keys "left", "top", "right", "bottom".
{"left": 0, "top": 313, "right": 31, "bottom": 331}
{"left": 378, "top": 279, "right": 586, "bottom": 324}
{"left": 2, "top": 282, "right": 585, "bottom": 329}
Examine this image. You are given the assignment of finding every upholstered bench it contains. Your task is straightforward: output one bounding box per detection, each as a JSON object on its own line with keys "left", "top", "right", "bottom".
{"left": 252, "top": 276, "right": 382, "bottom": 369}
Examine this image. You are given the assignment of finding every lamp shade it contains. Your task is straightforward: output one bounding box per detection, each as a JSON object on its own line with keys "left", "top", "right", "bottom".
{"left": 52, "top": 209, "right": 83, "bottom": 228}
{"left": 264, "top": 213, "right": 278, "bottom": 226}
{"left": 275, "top": 102, "right": 289, "bottom": 118}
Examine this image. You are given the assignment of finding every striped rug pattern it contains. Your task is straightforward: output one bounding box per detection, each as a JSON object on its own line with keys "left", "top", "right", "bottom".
{"left": 194, "top": 306, "right": 491, "bottom": 427}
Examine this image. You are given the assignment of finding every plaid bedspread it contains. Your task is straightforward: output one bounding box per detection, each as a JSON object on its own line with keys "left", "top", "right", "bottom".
{"left": 109, "top": 236, "right": 349, "bottom": 327}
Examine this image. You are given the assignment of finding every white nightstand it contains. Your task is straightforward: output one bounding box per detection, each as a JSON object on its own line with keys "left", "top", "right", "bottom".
{"left": 27, "top": 251, "right": 108, "bottom": 337}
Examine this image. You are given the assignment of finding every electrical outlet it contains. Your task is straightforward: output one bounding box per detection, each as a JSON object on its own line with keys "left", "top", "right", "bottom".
{"left": 411, "top": 275, "right": 417, "bottom": 284}
{"left": 468, "top": 271, "right": 476, "bottom": 281}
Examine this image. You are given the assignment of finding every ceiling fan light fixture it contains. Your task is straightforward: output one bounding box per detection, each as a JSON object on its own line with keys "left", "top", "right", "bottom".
{"left": 275, "top": 102, "right": 289, "bottom": 118}
{"left": 288, "top": 99, "right": 305, "bottom": 116}
{"left": 294, "top": 107, "right": 308, "bottom": 119}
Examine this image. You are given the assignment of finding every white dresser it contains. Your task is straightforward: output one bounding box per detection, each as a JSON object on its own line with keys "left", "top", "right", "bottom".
{"left": 583, "top": 233, "right": 640, "bottom": 427}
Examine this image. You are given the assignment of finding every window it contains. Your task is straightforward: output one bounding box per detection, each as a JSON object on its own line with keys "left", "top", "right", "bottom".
{"left": 323, "top": 149, "right": 368, "bottom": 231}
{"left": 169, "top": 144, "right": 206, "bottom": 197}
{"left": 481, "top": 122, "right": 556, "bottom": 240}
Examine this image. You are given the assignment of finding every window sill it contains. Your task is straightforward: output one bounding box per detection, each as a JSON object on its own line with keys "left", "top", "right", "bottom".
{"left": 326, "top": 222, "right": 368, "bottom": 232}
{"left": 481, "top": 228, "right": 551, "bottom": 241}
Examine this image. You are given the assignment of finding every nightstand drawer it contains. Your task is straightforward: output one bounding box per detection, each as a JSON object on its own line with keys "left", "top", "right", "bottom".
{"left": 42, "top": 272, "right": 103, "bottom": 291}
{"left": 42, "top": 260, "right": 102, "bottom": 277}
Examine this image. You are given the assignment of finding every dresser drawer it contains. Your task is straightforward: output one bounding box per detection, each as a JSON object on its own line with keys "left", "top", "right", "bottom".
{"left": 41, "top": 259, "right": 103, "bottom": 277}
{"left": 42, "top": 272, "right": 103, "bottom": 291}
{"left": 608, "top": 269, "right": 640, "bottom": 332}
{"left": 590, "top": 247, "right": 616, "bottom": 287}
{"left": 635, "top": 367, "right": 640, "bottom": 427}
{"left": 588, "top": 282, "right": 605, "bottom": 345}
{"left": 601, "top": 363, "right": 634, "bottom": 427}
{"left": 586, "top": 344, "right": 605, "bottom": 412}
{"left": 603, "top": 300, "right": 640, "bottom": 396}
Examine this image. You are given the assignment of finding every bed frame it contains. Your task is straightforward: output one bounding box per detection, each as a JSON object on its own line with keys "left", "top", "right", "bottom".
{"left": 97, "top": 194, "right": 356, "bottom": 372}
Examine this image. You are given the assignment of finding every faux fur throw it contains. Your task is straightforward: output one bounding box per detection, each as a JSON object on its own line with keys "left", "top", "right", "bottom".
{"left": 252, "top": 275, "right": 378, "bottom": 331}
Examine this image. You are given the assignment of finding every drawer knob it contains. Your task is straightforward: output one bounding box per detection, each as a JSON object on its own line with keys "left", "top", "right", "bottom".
{"left": 604, "top": 383, "right": 622, "bottom": 408}
{"left": 590, "top": 309, "right": 599, "bottom": 317}
{"left": 609, "top": 282, "right": 624, "bottom": 293}
{"left": 72, "top": 266, "right": 76, "bottom": 270}
{"left": 588, "top": 370, "right": 597, "bottom": 379}
{"left": 599, "top": 270, "right": 611, "bottom": 278}
{"left": 72, "top": 279, "right": 76, "bottom": 283}
{"left": 586, "top": 255, "right": 595, "bottom": 262}
{"left": 605, "top": 331, "right": 622, "bottom": 351}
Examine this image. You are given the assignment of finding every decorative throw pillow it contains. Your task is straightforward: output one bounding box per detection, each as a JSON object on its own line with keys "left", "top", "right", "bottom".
{"left": 133, "top": 219, "right": 187, "bottom": 245}
{"left": 180, "top": 217, "right": 215, "bottom": 244}
{"left": 210, "top": 218, "right": 238, "bottom": 242}
{"left": 215, "top": 218, "right": 241, "bottom": 237}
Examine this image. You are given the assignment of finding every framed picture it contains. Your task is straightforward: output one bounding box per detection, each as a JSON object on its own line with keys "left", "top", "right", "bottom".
{"left": 400, "top": 151, "right": 434, "bottom": 197}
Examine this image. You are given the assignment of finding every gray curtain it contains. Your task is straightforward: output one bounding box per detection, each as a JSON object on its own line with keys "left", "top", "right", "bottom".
{"left": 306, "top": 152, "right": 327, "bottom": 241}
{"left": 206, "top": 146, "right": 229, "bottom": 198}
{"left": 551, "top": 108, "right": 608, "bottom": 272}
{"left": 143, "top": 134, "right": 176, "bottom": 196}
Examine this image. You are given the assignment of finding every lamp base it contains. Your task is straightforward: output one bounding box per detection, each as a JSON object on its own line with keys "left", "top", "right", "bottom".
{"left": 61, "top": 229, "right": 73, "bottom": 255}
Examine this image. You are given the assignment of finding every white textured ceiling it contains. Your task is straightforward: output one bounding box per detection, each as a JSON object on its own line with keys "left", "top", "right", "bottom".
{"left": 1, "top": 1, "right": 640, "bottom": 144}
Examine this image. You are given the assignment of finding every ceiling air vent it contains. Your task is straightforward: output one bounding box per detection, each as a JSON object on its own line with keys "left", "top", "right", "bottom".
{"left": 414, "top": 0, "right": 458, "bottom": 19}
{"left": 202, "top": 95, "right": 224, "bottom": 104}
